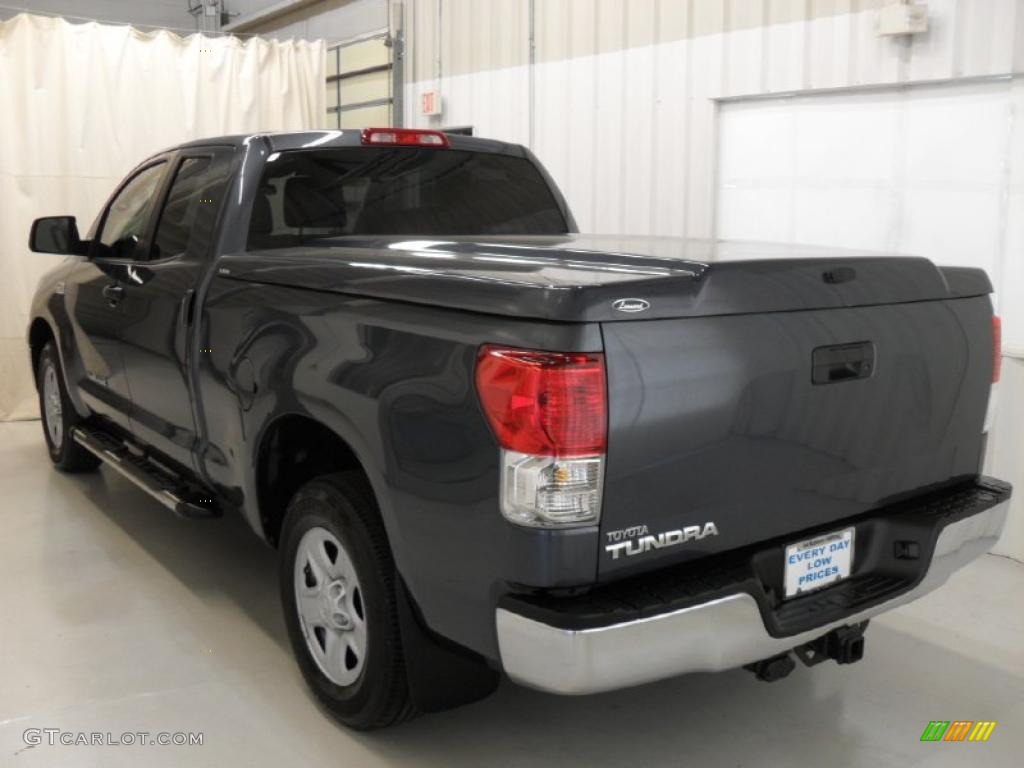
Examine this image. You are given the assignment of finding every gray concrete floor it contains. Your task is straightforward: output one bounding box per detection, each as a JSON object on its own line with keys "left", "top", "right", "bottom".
{"left": 0, "top": 420, "right": 1022, "bottom": 768}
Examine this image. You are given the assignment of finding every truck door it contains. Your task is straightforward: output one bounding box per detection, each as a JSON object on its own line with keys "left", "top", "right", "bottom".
{"left": 118, "top": 148, "right": 235, "bottom": 472}
{"left": 65, "top": 160, "right": 169, "bottom": 432}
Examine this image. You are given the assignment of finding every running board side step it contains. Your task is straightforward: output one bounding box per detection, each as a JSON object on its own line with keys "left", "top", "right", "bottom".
{"left": 71, "top": 427, "right": 221, "bottom": 520}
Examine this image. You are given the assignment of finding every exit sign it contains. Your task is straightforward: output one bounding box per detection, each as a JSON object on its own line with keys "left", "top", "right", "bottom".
{"left": 421, "top": 91, "right": 442, "bottom": 116}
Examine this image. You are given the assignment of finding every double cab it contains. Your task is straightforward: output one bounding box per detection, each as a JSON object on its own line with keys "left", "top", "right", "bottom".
{"left": 27, "top": 128, "right": 1010, "bottom": 729}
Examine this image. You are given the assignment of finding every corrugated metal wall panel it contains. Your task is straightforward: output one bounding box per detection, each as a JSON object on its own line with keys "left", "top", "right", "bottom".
{"left": 403, "top": 0, "right": 1022, "bottom": 84}
{"left": 723, "top": 20, "right": 765, "bottom": 97}
{"left": 957, "top": 0, "right": 1020, "bottom": 76}
{"left": 407, "top": 0, "right": 528, "bottom": 106}
{"left": 807, "top": 10, "right": 855, "bottom": 90}
{"left": 593, "top": 0, "right": 626, "bottom": 56}
{"left": 650, "top": 39, "right": 690, "bottom": 237}
{"left": 565, "top": 0, "right": 599, "bottom": 59}
{"left": 684, "top": 32, "right": 724, "bottom": 236}
{"left": 765, "top": 18, "right": 810, "bottom": 92}
{"left": 1016, "top": 1, "right": 1024, "bottom": 71}
{"left": 407, "top": 0, "right": 432, "bottom": 83}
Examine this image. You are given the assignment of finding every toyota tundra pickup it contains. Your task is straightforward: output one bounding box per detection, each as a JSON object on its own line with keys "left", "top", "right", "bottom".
{"left": 27, "top": 128, "right": 1011, "bottom": 729}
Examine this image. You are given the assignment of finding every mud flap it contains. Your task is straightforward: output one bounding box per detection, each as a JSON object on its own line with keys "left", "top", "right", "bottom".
{"left": 395, "top": 577, "right": 500, "bottom": 713}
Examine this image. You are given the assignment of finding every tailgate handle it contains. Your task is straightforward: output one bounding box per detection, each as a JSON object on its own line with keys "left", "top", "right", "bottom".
{"left": 812, "top": 342, "right": 875, "bottom": 385}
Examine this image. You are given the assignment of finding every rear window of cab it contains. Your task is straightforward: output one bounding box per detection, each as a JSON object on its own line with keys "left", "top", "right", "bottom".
{"left": 247, "top": 147, "right": 568, "bottom": 249}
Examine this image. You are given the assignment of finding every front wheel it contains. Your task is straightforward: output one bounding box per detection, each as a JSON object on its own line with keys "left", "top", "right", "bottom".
{"left": 36, "top": 342, "right": 100, "bottom": 473}
{"left": 279, "top": 472, "right": 417, "bottom": 730}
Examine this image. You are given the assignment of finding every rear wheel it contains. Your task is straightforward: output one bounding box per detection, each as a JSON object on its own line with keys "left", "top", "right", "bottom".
{"left": 279, "top": 472, "right": 417, "bottom": 730}
{"left": 36, "top": 342, "right": 100, "bottom": 473}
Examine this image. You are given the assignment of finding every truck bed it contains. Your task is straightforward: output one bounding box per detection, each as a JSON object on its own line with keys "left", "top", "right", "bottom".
{"left": 218, "top": 234, "right": 997, "bottom": 578}
{"left": 216, "top": 235, "right": 991, "bottom": 322}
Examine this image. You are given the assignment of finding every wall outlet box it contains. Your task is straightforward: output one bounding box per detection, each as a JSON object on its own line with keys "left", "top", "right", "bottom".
{"left": 421, "top": 91, "right": 443, "bottom": 116}
{"left": 878, "top": 3, "right": 928, "bottom": 36}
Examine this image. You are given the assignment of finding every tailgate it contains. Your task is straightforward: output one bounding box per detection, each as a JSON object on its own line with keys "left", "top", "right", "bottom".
{"left": 598, "top": 295, "right": 994, "bottom": 579}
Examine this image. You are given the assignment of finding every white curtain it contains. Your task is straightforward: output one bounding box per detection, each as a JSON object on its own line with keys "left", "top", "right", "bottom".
{"left": 0, "top": 12, "right": 326, "bottom": 420}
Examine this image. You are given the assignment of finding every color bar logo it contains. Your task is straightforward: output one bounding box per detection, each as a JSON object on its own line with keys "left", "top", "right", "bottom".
{"left": 920, "top": 721, "right": 997, "bottom": 742}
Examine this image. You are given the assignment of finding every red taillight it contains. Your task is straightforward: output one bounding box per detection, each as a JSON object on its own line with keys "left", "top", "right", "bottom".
{"left": 360, "top": 127, "right": 449, "bottom": 148}
{"left": 475, "top": 346, "right": 607, "bottom": 457}
{"left": 992, "top": 315, "right": 1002, "bottom": 383}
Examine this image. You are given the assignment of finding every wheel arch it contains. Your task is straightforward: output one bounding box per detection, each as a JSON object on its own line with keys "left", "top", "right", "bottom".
{"left": 253, "top": 412, "right": 392, "bottom": 549}
{"left": 27, "top": 312, "right": 88, "bottom": 419}
{"left": 28, "top": 316, "right": 56, "bottom": 383}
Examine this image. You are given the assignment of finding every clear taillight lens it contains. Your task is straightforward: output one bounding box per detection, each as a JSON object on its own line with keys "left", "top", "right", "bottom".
{"left": 500, "top": 452, "right": 604, "bottom": 527}
{"left": 475, "top": 346, "right": 607, "bottom": 527}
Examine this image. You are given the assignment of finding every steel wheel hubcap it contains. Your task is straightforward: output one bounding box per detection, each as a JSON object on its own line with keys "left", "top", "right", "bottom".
{"left": 42, "top": 363, "right": 63, "bottom": 448}
{"left": 294, "top": 527, "right": 367, "bottom": 686}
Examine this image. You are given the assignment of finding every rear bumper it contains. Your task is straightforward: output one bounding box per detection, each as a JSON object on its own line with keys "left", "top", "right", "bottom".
{"left": 496, "top": 478, "right": 1010, "bottom": 695}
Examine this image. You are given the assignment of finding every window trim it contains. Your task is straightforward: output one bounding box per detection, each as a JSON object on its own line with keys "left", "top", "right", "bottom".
{"left": 91, "top": 159, "right": 170, "bottom": 263}
{"left": 147, "top": 153, "right": 219, "bottom": 265}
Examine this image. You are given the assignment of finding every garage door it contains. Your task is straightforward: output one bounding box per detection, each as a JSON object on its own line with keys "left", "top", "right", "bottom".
{"left": 326, "top": 33, "right": 393, "bottom": 129}
{"left": 717, "top": 79, "right": 1023, "bottom": 348}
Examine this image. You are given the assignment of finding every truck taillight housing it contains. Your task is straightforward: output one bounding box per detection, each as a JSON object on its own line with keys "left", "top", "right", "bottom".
{"left": 992, "top": 315, "right": 1002, "bottom": 383}
{"left": 984, "top": 314, "right": 1002, "bottom": 435}
{"left": 475, "top": 347, "right": 606, "bottom": 456}
{"left": 475, "top": 346, "right": 607, "bottom": 527}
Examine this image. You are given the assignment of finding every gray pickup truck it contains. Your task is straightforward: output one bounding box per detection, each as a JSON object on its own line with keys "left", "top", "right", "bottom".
{"left": 27, "top": 128, "right": 1010, "bottom": 729}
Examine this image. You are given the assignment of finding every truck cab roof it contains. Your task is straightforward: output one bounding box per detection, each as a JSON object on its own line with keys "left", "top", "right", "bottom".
{"left": 169, "top": 130, "right": 527, "bottom": 157}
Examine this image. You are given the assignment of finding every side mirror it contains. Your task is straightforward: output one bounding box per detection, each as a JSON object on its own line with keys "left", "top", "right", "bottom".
{"left": 30, "top": 216, "right": 85, "bottom": 255}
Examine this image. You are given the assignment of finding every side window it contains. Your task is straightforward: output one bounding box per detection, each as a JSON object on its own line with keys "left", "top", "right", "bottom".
{"left": 152, "top": 157, "right": 225, "bottom": 260}
{"left": 97, "top": 163, "right": 166, "bottom": 260}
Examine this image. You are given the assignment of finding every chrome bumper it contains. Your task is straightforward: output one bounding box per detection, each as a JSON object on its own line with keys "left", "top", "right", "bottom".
{"left": 496, "top": 500, "right": 1009, "bottom": 695}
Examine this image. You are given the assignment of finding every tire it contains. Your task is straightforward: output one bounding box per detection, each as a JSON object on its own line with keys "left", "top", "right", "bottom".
{"left": 279, "top": 471, "right": 417, "bottom": 730}
{"left": 36, "top": 341, "right": 100, "bottom": 473}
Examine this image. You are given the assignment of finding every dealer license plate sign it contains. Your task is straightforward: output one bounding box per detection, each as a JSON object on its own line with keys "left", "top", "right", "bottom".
{"left": 784, "top": 527, "right": 854, "bottom": 598}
